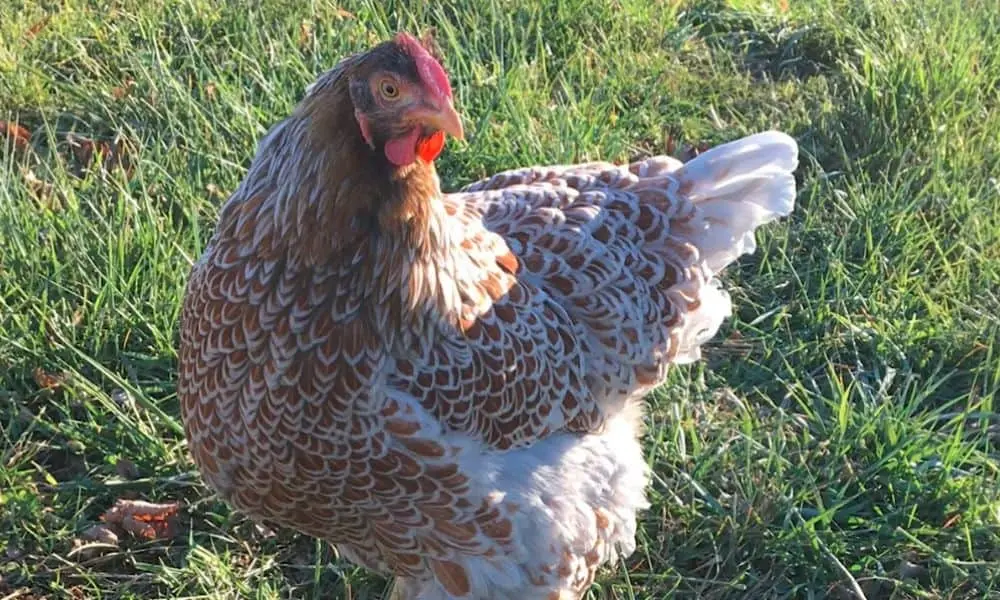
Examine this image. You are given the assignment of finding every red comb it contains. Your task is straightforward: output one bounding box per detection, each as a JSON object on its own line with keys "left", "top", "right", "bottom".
{"left": 395, "top": 32, "right": 452, "bottom": 100}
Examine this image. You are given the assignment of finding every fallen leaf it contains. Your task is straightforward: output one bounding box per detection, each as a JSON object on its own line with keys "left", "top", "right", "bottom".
{"left": 66, "top": 133, "right": 136, "bottom": 179}
{"left": 22, "top": 169, "right": 56, "bottom": 204}
{"left": 205, "top": 183, "right": 228, "bottom": 200}
{"left": 101, "top": 498, "right": 182, "bottom": 540}
{"left": 66, "top": 133, "right": 109, "bottom": 166}
{"left": 112, "top": 78, "right": 136, "bottom": 99}
{"left": 79, "top": 524, "right": 119, "bottom": 545}
{"left": 67, "top": 588, "right": 88, "bottom": 600}
{"left": 25, "top": 15, "right": 52, "bottom": 40}
{"left": 335, "top": 7, "right": 355, "bottom": 19}
{"left": 70, "top": 525, "right": 120, "bottom": 561}
{"left": 204, "top": 81, "right": 218, "bottom": 102}
{"left": 33, "top": 367, "right": 65, "bottom": 390}
{"left": 1, "top": 120, "right": 31, "bottom": 152}
{"left": 298, "top": 20, "right": 314, "bottom": 49}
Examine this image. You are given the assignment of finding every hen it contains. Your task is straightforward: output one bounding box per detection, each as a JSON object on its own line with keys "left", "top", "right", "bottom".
{"left": 178, "top": 33, "right": 798, "bottom": 600}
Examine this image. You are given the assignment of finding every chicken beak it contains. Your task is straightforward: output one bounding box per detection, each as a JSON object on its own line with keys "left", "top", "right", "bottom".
{"left": 439, "top": 100, "right": 465, "bottom": 141}
{"left": 416, "top": 98, "right": 465, "bottom": 142}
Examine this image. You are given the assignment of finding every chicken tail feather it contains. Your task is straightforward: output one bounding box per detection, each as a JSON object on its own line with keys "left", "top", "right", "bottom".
{"left": 675, "top": 130, "right": 799, "bottom": 271}
{"left": 663, "top": 130, "right": 799, "bottom": 364}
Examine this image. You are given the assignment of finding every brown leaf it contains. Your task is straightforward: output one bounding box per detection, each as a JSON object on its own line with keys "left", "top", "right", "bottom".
{"left": 1, "top": 120, "right": 31, "bottom": 152}
{"left": 79, "top": 524, "right": 119, "bottom": 546}
{"left": 204, "top": 81, "right": 218, "bottom": 102}
{"left": 22, "top": 169, "right": 57, "bottom": 207}
{"left": 335, "top": 7, "right": 355, "bottom": 19}
{"left": 70, "top": 525, "right": 120, "bottom": 562}
{"left": 298, "top": 20, "right": 314, "bottom": 49}
{"left": 25, "top": 15, "right": 52, "bottom": 40}
{"left": 67, "top": 588, "right": 88, "bottom": 600}
{"left": 33, "top": 367, "right": 65, "bottom": 390}
{"left": 101, "top": 499, "right": 182, "bottom": 540}
{"left": 67, "top": 133, "right": 108, "bottom": 166}
{"left": 112, "top": 78, "right": 136, "bottom": 99}
{"left": 66, "top": 133, "right": 136, "bottom": 179}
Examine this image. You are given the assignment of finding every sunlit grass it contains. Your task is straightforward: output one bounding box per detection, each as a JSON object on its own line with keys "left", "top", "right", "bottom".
{"left": 1, "top": 0, "right": 998, "bottom": 598}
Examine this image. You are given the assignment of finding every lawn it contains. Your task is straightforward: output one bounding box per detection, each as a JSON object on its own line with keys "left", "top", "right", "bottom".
{"left": 2, "top": 0, "right": 999, "bottom": 598}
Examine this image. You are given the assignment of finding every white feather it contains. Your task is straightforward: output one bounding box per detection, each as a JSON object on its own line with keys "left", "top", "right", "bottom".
{"left": 668, "top": 131, "right": 799, "bottom": 364}
{"left": 408, "top": 404, "right": 649, "bottom": 600}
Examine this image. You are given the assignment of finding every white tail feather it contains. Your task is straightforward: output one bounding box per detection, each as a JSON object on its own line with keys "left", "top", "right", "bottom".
{"left": 668, "top": 131, "right": 799, "bottom": 363}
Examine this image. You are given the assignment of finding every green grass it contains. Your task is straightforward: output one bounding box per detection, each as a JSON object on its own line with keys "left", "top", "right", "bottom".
{"left": 2, "top": 0, "right": 999, "bottom": 598}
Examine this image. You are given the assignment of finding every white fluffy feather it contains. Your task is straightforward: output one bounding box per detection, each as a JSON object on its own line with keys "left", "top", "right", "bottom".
{"left": 668, "top": 131, "right": 798, "bottom": 364}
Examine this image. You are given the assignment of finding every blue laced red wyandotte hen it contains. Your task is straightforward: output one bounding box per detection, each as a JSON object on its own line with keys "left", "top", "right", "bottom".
{"left": 177, "top": 32, "right": 798, "bottom": 600}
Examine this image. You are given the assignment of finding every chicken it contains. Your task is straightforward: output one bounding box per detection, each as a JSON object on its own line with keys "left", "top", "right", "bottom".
{"left": 177, "top": 32, "right": 798, "bottom": 600}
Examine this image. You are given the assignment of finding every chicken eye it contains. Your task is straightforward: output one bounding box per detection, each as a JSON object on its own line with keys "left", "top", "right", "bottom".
{"left": 379, "top": 80, "right": 400, "bottom": 100}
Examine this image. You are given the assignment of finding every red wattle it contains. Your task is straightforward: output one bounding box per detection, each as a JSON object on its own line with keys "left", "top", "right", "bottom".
{"left": 416, "top": 131, "right": 446, "bottom": 163}
{"left": 384, "top": 128, "right": 421, "bottom": 166}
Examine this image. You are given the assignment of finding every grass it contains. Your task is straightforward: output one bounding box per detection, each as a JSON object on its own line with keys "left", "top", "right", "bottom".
{"left": 1, "top": 0, "right": 999, "bottom": 598}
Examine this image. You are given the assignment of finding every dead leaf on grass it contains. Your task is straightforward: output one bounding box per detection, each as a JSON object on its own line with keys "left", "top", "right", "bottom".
{"left": 79, "top": 523, "right": 120, "bottom": 546}
{"left": 298, "top": 20, "right": 314, "bottom": 49}
{"left": 25, "top": 15, "right": 52, "bottom": 40}
{"left": 65, "top": 133, "right": 136, "bottom": 179}
{"left": 111, "top": 78, "right": 136, "bottom": 99}
{"left": 205, "top": 183, "right": 228, "bottom": 200}
{"left": 70, "top": 524, "right": 121, "bottom": 561}
{"left": 1, "top": 120, "right": 31, "bottom": 153}
{"left": 21, "top": 169, "right": 62, "bottom": 210}
{"left": 100, "top": 498, "right": 182, "bottom": 540}
{"left": 33, "top": 367, "right": 66, "bottom": 390}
